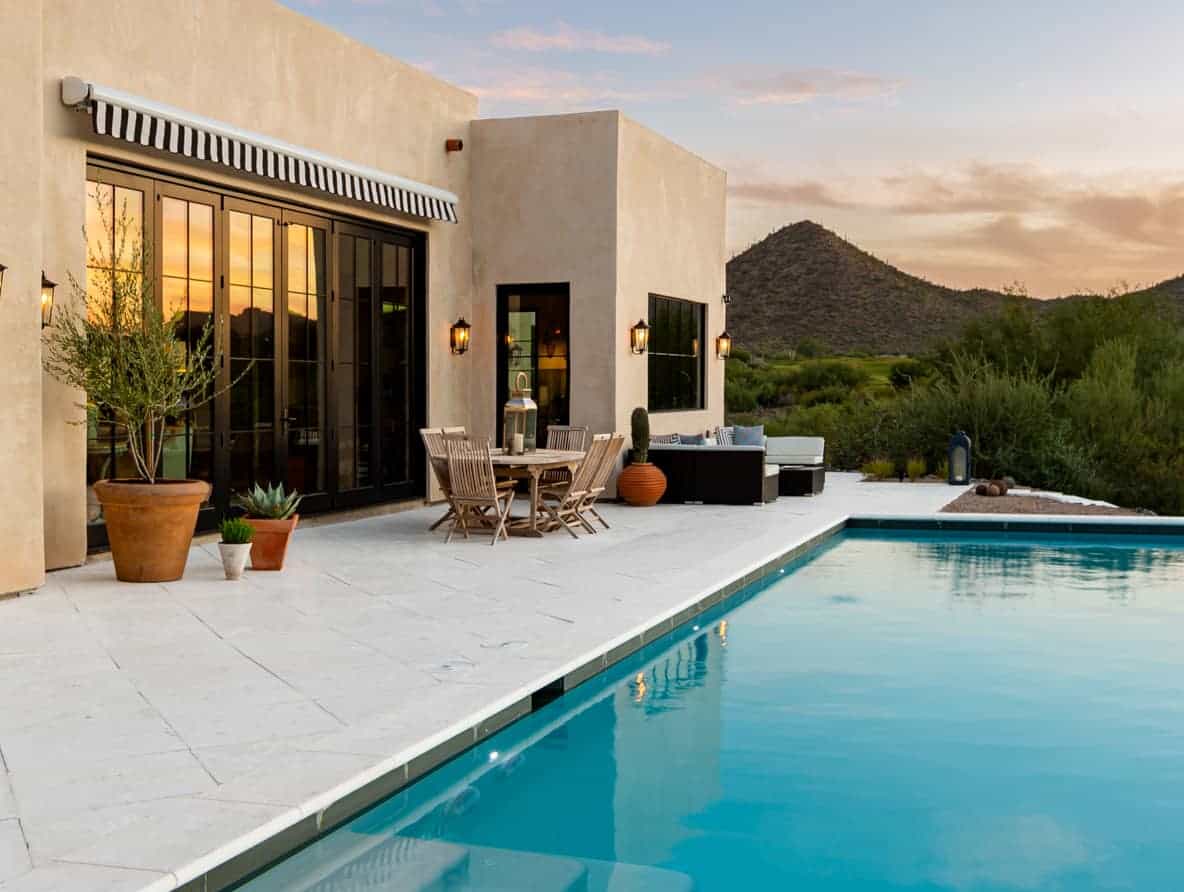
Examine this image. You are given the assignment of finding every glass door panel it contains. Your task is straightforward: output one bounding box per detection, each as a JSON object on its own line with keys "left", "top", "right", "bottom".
{"left": 226, "top": 204, "right": 279, "bottom": 494}
{"left": 158, "top": 190, "right": 217, "bottom": 490}
{"left": 283, "top": 215, "right": 328, "bottom": 502}
{"left": 379, "top": 240, "right": 411, "bottom": 485}
{"left": 497, "top": 284, "right": 571, "bottom": 444}
{"left": 335, "top": 233, "right": 375, "bottom": 492}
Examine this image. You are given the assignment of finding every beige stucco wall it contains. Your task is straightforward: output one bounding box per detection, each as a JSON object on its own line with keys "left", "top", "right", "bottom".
{"left": 470, "top": 112, "right": 620, "bottom": 440}
{"left": 471, "top": 110, "right": 727, "bottom": 457}
{"left": 615, "top": 115, "right": 728, "bottom": 442}
{"left": 0, "top": 0, "right": 48, "bottom": 595}
{"left": 33, "top": 0, "right": 478, "bottom": 569}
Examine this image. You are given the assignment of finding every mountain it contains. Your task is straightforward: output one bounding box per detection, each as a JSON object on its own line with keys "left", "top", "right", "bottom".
{"left": 725, "top": 221, "right": 1014, "bottom": 355}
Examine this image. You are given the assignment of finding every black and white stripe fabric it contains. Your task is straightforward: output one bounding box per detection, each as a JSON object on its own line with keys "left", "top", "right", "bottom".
{"left": 89, "top": 97, "right": 458, "bottom": 224}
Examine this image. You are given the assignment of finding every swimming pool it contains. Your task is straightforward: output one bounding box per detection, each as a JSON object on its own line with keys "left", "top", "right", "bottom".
{"left": 241, "top": 530, "right": 1184, "bottom": 891}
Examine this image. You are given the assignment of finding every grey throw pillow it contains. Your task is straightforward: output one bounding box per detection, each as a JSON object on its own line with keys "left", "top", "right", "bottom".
{"left": 679, "top": 433, "right": 706, "bottom": 446}
{"left": 733, "top": 424, "right": 764, "bottom": 446}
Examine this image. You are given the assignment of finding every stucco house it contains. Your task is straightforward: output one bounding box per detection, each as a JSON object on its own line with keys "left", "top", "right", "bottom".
{"left": 0, "top": 0, "right": 727, "bottom": 595}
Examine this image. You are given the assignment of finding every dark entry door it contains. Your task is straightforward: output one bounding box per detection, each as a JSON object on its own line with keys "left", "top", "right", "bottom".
{"left": 497, "top": 284, "right": 571, "bottom": 445}
{"left": 333, "top": 222, "right": 424, "bottom": 508}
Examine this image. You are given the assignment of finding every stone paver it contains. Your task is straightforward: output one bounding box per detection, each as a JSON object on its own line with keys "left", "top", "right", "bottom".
{"left": 0, "top": 475, "right": 954, "bottom": 890}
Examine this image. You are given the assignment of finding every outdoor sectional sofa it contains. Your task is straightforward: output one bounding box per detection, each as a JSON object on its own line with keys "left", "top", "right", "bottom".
{"left": 645, "top": 432, "right": 826, "bottom": 505}
{"left": 647, "top": 444, "right": 778, "bottom": 505}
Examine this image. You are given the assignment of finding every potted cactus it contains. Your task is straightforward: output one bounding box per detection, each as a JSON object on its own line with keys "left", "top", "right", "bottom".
{"left": 217, "top": 517, "right": 254, "bottom": 580}
{"left": 617, "top": 407, "right": 667, "bottom": 506}
{"left": 234, "top": 483, "right": 302, "bottom": 571}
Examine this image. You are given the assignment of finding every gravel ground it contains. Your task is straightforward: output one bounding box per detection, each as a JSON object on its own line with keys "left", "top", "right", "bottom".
{"left": 942, "top": 491, "right": 1139, "bottom": 516}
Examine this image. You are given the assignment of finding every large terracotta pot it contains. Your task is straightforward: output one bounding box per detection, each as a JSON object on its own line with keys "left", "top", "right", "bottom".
{"left": 93, "top": 479, "right": 210, "bottom": 582}
{"left": 618, "top": 462, "right": 667, "bottom": 507}
{"left": 245, "top": 515, "right": 299, "bottom": 571}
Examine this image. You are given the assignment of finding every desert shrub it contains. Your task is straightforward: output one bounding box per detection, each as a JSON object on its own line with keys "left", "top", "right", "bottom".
{"left": 800, "top": 385, "right": 850, "bottom": 407}
{"left": 725, "top": 379, "right": 759, "bottom": 414}
{"left": 889, "top": 358, "right": 929, "bottom": 389}
{"left": 795, "top": 336, "right": 830, "bottom": 358}
{"left": 729, "top": 345, "right": 753, "bottom": 364}
{"left": 861, "top": 458, "right": 896, "bottom": 480}
{"left": 906, "top": 457, "right": 927, "bottom": 481}
{"left": 791, "top": 359, "right": 870, "bottom": 392}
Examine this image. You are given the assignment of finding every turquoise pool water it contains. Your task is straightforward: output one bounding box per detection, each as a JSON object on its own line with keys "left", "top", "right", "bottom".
{"left": 243, "top": 531, "right": 1184, "bottom": 891}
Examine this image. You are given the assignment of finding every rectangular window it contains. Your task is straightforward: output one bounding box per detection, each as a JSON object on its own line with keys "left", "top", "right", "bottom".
{"left": 648, "top": 294, "right": 705, "bottom": 412}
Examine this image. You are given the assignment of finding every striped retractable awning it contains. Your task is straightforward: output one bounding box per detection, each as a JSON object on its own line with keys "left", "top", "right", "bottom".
{"left": 61, "top": 77, "right": 459, "bottom": 224}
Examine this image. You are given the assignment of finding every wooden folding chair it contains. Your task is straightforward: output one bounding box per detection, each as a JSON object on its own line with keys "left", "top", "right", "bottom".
{"left": 579, "top": 432, "right": 625, "bottom": 531}
{"left": 540, "top": 434, "right": 611, "bottom": 538}
{"left": 540, "top": 425, "right": 590, "bottom": 490}
{"left": 420, "top": 428, "right": 455, "bottom": 531}
{"left": 445, "top": 437, "right": 516, "bottom": 545}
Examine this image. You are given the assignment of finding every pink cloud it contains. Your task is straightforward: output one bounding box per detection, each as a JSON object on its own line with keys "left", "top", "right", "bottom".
{"left": 712, "top": 67, "right": 902, "bottom": 106}
{"left": 490, "top": 22, "right": 670, "bottom": 55}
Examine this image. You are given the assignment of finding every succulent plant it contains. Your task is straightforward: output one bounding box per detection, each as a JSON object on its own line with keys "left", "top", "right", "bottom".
{"left": 218, "top": 517, "right": 255, "bottom": 544}
{"left": 630, "top": 407, "right": 650, "bottom": 463}
{"left": 233, "top": 483, "right": 302, "bottom": 520}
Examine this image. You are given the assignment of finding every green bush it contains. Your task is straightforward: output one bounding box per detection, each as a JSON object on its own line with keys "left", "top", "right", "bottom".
{"left": 791, "top": 359, "right": 870, "bottom": 392}
{"left": 729, "top": 345, "right": 752, "bottom": 364}
{"left": 800, "top": 385, "right": 850, "bottom": 407}
{"left": 889, "top": 358, "right": 929, "bottom": 389}
{"left": 861, "top": 458, "right": 896, "bottom": 480}
{"left": 795, "top": 336, "right": 830, "bottom": 358}
{"left": 906, "top": 457, "right": 927, "bottom": 481}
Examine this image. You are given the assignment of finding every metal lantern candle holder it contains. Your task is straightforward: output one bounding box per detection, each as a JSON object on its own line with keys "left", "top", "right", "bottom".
{"left": 948, "top": 431, "right": 972, "bottom": 485}
{"left": 503, "top": 371, "right": 538, "bottom": 454}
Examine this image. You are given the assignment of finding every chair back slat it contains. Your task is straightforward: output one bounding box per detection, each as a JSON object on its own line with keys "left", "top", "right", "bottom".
{"left": 590, "top": 433, "right": 625, "bottom": 492}
{"left": 570, "top": 434, "right": 611, "bottom": 494}
{"left": 546, "top": 425, "right": 590, "bottom": 453}
{"left": 446, "top": 436, "right": 498, "bottom": 502}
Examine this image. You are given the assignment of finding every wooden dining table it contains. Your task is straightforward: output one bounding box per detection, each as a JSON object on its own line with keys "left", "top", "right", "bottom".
{"left": 490, "top": 448, "right": 585, "bottom": 537}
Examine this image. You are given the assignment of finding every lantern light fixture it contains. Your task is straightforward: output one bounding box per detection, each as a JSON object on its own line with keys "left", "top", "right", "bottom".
{"left": 948, "top": 430, "right": 973, "bottom": 485}
{"left": 630, "top": 318, "right": 650, "bottom": 355}
{"left": 716, "top": 330, "right": 733, "bottom": 359}
{"left": 449, "top": 317, "right": 471, "bottom": 355}
{"left": 722, "top": 292, "right": 732, "bottom": 305}
{"left": 0, "top": 263, "right": 7, "bottom": 300}
{"left": 40, "top": 272, "right": 57, "bottom": 328}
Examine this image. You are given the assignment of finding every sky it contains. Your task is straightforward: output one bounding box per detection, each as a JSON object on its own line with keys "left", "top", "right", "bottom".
{"left": 284, "top": 0, "right": 1184, "bottom": 297}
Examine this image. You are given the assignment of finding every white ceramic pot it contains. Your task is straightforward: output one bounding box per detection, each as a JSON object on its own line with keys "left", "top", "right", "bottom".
{"left": 218, "top": 542, "right": 252, "bottom": 580}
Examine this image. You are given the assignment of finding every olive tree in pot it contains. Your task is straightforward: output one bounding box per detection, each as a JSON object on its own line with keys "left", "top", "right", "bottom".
{"left": 234, "top": 483, "right": 302, "bottom": 571}
{"left": 617, "top": 407, "right": 667, "bottom": 506}
{"left": 42, "top": 194, "right": 227, "bottom": 582}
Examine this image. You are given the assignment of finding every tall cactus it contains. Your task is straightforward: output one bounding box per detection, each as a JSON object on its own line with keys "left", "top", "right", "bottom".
{"left": 631, "top": 406, "right": 651, "bottom": 463}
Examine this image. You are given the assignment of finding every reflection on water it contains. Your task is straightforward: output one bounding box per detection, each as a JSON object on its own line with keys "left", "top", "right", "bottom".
{"left": 244, "top": 533, "right": 1184, "bottom": 891}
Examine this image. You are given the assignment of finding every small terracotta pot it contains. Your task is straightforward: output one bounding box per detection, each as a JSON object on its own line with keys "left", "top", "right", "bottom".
{"left": 94, "top": 479, "right": 210, "bottom": 582}
{"left": 618, "top": 462, "right": 667, "bottom": 507}
{"left": 218, "top": 543, "right": 252, "bottom": 580}
{"left": 244, "top": 515, "right": 299, "bottom": 570}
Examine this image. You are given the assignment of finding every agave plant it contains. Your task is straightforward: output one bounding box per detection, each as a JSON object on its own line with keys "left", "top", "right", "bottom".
{"left": 233, "top": 483, "right": 302, "bottom": 520}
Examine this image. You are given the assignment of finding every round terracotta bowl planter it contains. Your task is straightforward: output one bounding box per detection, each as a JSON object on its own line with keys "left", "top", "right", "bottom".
{"left": 93, "top": 479, "right": 211, "bottom": 583}
{"left": 245, "top": 516, "right": 299, "bottom": 571}
{"left": 618, "top": 462, "right": 667, "bottom": 507}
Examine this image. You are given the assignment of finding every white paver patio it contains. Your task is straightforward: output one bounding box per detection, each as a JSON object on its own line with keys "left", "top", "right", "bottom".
{"left": 0, "top": 475, "right": 954, "bottom": 891}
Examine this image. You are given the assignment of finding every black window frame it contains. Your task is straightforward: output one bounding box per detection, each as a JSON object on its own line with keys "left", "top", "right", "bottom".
{"left": 647, "top": 293, "right": 706, "bottom": 413}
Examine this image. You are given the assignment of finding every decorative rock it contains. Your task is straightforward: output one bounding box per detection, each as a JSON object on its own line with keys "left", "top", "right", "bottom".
{"left": 1002, "top": 476, "right": 1017, "bottom": 490}
{"left": 986, "top": 483, "right": 1001, "bottom": 497}
{"left": 975, "top": 483, "right": 989, "bottom": 496}
{"left": 991, "top": 478, "right": 1009, "bottom": 496}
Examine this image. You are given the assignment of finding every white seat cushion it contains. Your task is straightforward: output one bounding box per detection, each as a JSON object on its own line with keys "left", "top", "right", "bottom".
{"left": 765, "top": 436, "right": 825, "bottom": 466}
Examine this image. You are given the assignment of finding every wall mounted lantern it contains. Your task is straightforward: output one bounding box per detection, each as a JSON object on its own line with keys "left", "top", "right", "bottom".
{"left": 630, "top": 319, "right": 650, "bottom": 355}
{"left": 41, "top": 272, "right": 57, "bottom": 328}
{"left": 0, "top": 263, "right": 7, "bottom": 300}
{"left": 449, "top": 317, "right": 471, "bottom": 355}
{"left": 716, "top": 330, "right": 733, "bottom": 359}
{"left": 948, "top": 431, "right": 972, "bottom": 485}
{"left": 722, "top": 292, "right": 732, "bottom": 305}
